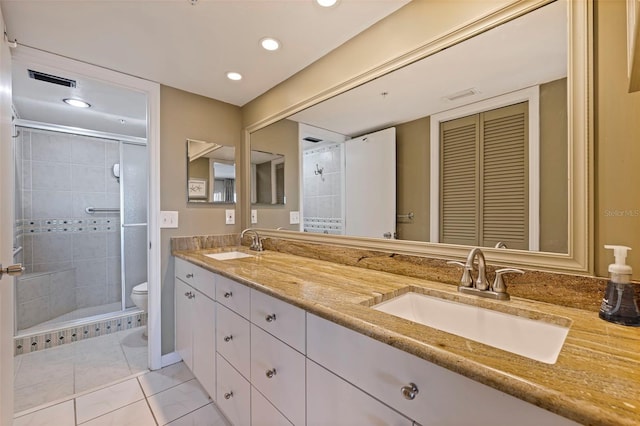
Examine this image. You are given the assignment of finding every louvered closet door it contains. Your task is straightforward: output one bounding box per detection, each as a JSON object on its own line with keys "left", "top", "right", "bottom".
{"left": 440, "top": 114, "right": 479, "bottom": 246}
{"left": 480, "top": 102, "right": 528, "bottom": 250}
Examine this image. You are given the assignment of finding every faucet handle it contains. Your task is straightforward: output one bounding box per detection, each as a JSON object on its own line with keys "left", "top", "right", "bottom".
{"left": 492, "top": 268, "right": 524, "bottom": 293}
{"left": 447, "top": 261, "right": 473, "bottom": 287}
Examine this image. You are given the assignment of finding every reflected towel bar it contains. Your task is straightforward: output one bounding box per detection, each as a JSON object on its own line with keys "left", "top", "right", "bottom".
{"left": 397, "top": 212, "right": 414, "bottom": 220}
{"left": 85, "top": 207, "right": 120, "bottom": 214}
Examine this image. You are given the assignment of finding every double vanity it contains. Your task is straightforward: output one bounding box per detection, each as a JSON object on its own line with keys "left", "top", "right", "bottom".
{"left": 173, "top": 243, "right": 640, "bottom": 426}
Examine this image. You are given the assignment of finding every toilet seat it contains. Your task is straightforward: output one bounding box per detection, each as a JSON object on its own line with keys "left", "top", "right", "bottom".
{"left": 132, "top": 282, "right": 148, "bottom": 294}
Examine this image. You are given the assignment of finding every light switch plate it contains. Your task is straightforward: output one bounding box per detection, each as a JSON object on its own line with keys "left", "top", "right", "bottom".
{"left": 160, "top": 211, "right": 179, "bottom": 228}
{"left": 225, "top": 209, "right": 235, "bottom": 225}
{"left": 251, "top": 209, "right": 258, "bottom": 224}
{"left": 290, "top": 211, "right": 300, "bottom": 224}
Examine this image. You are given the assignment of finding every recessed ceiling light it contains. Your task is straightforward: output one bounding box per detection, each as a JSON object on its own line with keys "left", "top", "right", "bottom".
{"left": 63, "top": 98, "right": 91, "bottom": 108}
{"left": 226, "top": 72, "right": 243, "bottom": 81}
{"left": 261, "top": 37, "right": 280, "bottom": 51}
{"left": 316, "top": 0, "right": 338, "bottom": 7}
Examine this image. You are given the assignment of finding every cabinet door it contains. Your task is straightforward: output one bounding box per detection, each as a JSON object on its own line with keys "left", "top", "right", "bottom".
{"left": 193, "top": 291, "right": 216, "bottom": 401}
{"left": 251, "top": 386, "right": 293, "bottom": 426}
{"left": 217, "top": 354, "right": 250, "bottom": 426}
{"left": 251, "top": 325, "right": 305, "bottom": 426}
{"left": 175, "top": 278, "right": 193, "bottom": 370}
{"left": 307, "top": 359, "right": 412, "bottom": 426}
{"left": 216, "top": 303, "right": 250, "bottom": 379}
{"left": 251, "top": 289, "right": 305, "bottom": 354}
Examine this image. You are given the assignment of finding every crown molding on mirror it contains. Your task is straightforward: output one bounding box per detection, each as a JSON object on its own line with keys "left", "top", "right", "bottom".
{"left": 242, "top": 0, "right": 593, "bottom": 275}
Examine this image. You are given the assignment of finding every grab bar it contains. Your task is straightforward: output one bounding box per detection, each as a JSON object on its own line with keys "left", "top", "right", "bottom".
{"left": 85, "top": 207, "right": 120, "bottom": 214}
{"left": 397, "top": 212, "right": 414, "bottom": 220}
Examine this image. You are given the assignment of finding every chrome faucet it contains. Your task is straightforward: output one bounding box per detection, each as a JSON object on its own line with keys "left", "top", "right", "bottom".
{"left": 240, "top": 228, "right": 263, "bottom": 252}
{"left": 449, "top": 247, "right": 523, "bottom": 300}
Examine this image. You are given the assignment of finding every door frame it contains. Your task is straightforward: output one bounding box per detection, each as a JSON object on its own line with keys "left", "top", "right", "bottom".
{"left": 11, "top": 47, "right": 163, "bottom": 370}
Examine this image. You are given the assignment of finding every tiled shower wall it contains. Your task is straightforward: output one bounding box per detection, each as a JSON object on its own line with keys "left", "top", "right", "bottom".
{"left": 302, "top": 143, "right": 345, "bottom": 235}
{"left": 15, "top": 128, "right": 122, "bottom": 331}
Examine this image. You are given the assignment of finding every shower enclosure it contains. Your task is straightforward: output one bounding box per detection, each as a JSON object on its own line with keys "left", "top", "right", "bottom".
{"left": 13, "top": 125, "right": 148, "bottom": 336}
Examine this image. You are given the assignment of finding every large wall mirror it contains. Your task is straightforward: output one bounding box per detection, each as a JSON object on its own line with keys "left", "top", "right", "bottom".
{"left": 187, "top": 139, "right": 236, "bottom": 204}
{"left": 246, "top": 0, "right": 591, "bottom": 273}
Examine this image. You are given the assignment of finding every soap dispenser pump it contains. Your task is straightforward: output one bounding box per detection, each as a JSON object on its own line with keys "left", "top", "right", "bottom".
{"left": 599, "top": 245, "right": 640, "bottom": 326}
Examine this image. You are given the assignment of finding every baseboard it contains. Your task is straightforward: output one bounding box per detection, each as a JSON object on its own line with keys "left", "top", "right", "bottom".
{"left": 160, "top": 351, "right": 182, "bottom": 368}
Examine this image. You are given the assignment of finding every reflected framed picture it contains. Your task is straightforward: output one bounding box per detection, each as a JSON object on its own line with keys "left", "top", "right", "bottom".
{"left": 188, "top": 179, "right": 207, "bottom": 199}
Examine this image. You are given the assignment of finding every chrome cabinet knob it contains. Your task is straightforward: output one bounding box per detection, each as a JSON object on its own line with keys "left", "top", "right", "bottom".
{"left": 265, "top": 314, "right": 276, "bottom": 323}
{"left": 401, "top": 383, "right": 419, "bottom": 400}
{"left": 186, "top": 273, "right": 194, "bottom": 278}
{"left": 224, "top": 291, "right": 232, "bottom": 298}
{"left": 265, "top": 368, "right": 277, "bottom": 378}
{"left": 224, "top": 335, "right": 233, "bottom": 342}
{"left": 224, "top": 391, "right": 233, "bottom": 400}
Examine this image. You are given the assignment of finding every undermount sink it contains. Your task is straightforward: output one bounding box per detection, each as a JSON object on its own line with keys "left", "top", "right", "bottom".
{"left": 373, "top": 292, "right": 570, "bottom": 364}
{"left": 205, "top": 251, "right": 254, "bottom": 261}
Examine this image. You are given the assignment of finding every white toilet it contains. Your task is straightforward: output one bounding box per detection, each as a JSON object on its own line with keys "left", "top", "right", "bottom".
{"left": 130, "top": 282, "right": 148, "bottom": 336}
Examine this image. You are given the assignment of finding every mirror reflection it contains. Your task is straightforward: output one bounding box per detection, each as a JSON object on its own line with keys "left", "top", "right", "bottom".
{"left": 187, "top": 139, "right": 236, "bottom": 204}
{"left": 249, "top": 0, "right": 568, "bottom": 253}
{"left": 250, "top": 150, "right": 285, "bottom": 205}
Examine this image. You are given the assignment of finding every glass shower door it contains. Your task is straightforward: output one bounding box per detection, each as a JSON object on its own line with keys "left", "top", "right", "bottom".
{"left": 120, "top": 142, "right": 148, "bottom": 309}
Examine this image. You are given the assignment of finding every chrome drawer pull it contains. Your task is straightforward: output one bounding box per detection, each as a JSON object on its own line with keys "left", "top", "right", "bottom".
{"left": 224, "top": 391, "right": 233, "bottom": 400}
{"left": 184, "top": 292, "right": 190, "bottom": 297}
{"left": 186, "top": 273, "right": 194, "bottom": 278}
{"left": 224, "top": 291, "right": 233, "bottom": 298}
{"left": 224, "top": 335, "right": 233, "bottom": 342}
{"left": 265, "top": 368, "right": 277, "bottom": 378}
{"left": 401, "top": 383, "right": 419, "bottom": 400}
{"left": 265, "top": 314, "right": 277, "bottom": 323}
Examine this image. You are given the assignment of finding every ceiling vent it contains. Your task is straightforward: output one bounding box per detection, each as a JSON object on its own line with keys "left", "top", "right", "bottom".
{"left": 444, "top": 88, "right": 478, "bottom": 101}
{"left": 28, "top": 69, "right": 76, "bottom": 88}
{"left": 303, "top": 136, "right": 323, "bottom": 143}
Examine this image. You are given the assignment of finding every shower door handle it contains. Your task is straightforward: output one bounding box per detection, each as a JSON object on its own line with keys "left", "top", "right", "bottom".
{"left": 122, "top": 223, "right": 148, "bottom": 228}
{"left": 0, "top": 263, "right": 25, "bottom": 279}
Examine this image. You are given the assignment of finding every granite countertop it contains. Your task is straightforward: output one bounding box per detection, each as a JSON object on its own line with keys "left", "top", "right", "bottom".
{"left": 173, "top": 247, "right": 640, "bottom": 426}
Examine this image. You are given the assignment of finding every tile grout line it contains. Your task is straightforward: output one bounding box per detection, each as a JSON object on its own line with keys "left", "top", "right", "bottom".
{"left": 137, "top": 377, "right": 160, "bottom": 426}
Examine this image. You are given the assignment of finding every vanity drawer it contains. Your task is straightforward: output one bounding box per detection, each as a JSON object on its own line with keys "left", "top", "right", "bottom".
{"left": 307, "top": 313, "right": 578, "bottom": 426}
{"left": 251, "top": 386, "right": 293, "bottom": 426}
{"left": 250, "top": 289, "right": 305, "bottom": 353}
{"left": 216, "top": 303, "right": 250, "bottom": 379}
{"left": 250, "top": 324, "right": 305, "bottom": 426}
{"left": 216, "top": 354, "right": 250, "bottom": 426}
{"left": 307, "top": 359, "right": 412, "bottom": 426}
{"left": 175, "top": 257, "right": 216, "bottom": 300}
{"left": 216, "top": 275, "right": 250, "bottom": 319}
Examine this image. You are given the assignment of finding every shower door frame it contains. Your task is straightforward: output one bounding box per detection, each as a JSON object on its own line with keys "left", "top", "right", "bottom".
{"left": 12, "top": 46, "right": 162, "bottom": 371}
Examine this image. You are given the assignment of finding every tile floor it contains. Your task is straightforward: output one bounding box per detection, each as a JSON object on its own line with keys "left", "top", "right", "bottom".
{"left": 14, "top": 327, "right": 149, "bottom": 413}
{"left": 13, "top": 362, "right": 230, "bottom": 426}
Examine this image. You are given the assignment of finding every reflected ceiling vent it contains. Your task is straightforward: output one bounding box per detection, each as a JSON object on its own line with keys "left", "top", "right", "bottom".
{"left": 303, "top": 136, "right": 323, "bottom": 143}
{"left": 28, "top": 69, "right": 76, "bottom": 88}
{"left": 444, "top": 87, "right": 478, "bottom": 101}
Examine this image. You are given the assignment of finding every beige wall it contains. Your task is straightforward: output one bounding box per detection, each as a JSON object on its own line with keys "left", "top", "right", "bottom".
{"left": 539, "top": 78, "right": 568, "bottom": 253}
{"left": 160, "top": 85, "right": 242, "bottom": 354}
{"left": 250, "top": 118, "right": 299, "bottom": 229}
{"left": 396, "top": 117, "right": 430, "bottom": 241}
{"left": 595, "top": 0, "right": 640, "bottom": 279}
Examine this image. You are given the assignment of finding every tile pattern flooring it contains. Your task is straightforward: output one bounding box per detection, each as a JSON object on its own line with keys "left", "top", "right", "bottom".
{"left": 14, "top": 363, "right": 229, "bottom": 426}
{"left": 14, "top": 327, "right": 230, "bottom": 425}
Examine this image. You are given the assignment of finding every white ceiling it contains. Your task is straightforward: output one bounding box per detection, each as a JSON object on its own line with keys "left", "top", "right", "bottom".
{"left": 2, "top": 0, "right": 409, "bottom": 107}
{"left": 291, "top": 0, "right": 567, "bottom": 138}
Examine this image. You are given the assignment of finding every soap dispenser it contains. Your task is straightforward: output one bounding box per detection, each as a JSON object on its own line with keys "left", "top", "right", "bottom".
{"left": 599, "top": 245, "right": 640, "bottom": 326}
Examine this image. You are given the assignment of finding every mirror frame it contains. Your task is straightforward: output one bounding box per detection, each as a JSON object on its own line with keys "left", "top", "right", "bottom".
{"left": 242, "top": 0, "right": 593, "bottom": 274}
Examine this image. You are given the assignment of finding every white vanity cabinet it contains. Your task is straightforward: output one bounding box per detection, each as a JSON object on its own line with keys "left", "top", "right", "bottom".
{"left": 307, "top": 313, "right": 578, "bottom": 426}
{"left": 216, "top": 354, "right": 251, "bottom": 426}
{"left": 174, "top": 258, "right": 216, "bottom": 401}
